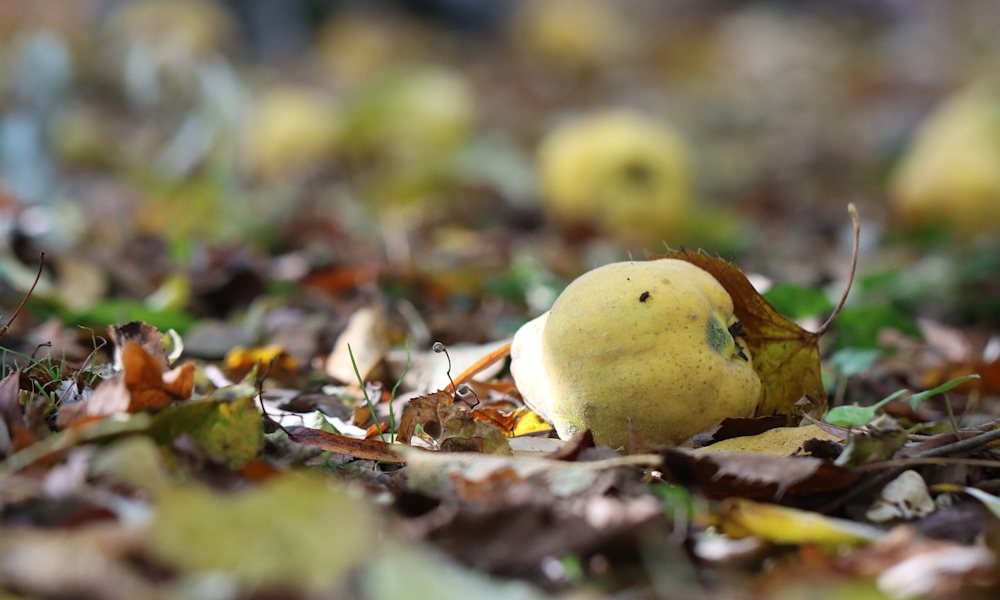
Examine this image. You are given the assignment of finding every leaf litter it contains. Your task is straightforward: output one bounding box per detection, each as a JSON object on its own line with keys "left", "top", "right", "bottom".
{"left": 2, "top": 4, "right": 1000, "bottom": 599}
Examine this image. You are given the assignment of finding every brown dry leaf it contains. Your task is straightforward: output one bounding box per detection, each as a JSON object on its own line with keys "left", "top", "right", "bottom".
{"left": 397, "top": 391, "right": 512, "bottom": 454}
{"left": 0, "top": 523, "right": 153, "bottom": 600}
{"left": 660, "top": 447, "right": 858, "bottom": 501}
{"left": 56, "top": 342, "right": 194, "bottom": 427}
{"left": 922, "top": 357, "right": 1000, "bottom": 396}
{"left": 0, "top": 370, "right": 35, "bottom": 453}
{"left": 109, "top": 321, "right": 169, "bottom": 369}
{"left": 842, "top": 526, "right": 999, "bottom": 598}
{"left": 651, "top": 249, "right": 826, "bottom": 417}
{"left": 286, "top": 425, "right": 403, "bottom": 462}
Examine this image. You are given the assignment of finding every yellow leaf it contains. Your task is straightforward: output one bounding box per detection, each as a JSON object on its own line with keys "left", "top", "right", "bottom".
{"left": 700, "top": 425, "right": 841, "bottom": 456}
{"left": 717, "top": 498, "right": 882, "bottom": 547}
{"left": 652, "top": 249, "right": 826, "bottom": 416}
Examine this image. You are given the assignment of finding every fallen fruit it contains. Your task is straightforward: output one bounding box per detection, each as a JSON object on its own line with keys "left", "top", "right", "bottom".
{"left": 510, "top": 259, "right": 761, "bottom": 447}
{"left": 537, "top": 110, "right": 693, "bottom": 243}
{"left": 890, "top": 84, "right": 1000, "bottom": 236}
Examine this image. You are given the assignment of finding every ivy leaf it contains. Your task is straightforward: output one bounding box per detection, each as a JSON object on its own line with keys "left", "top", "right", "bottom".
{"left": 651, "top": 249, "right": 825, "bottom": 417}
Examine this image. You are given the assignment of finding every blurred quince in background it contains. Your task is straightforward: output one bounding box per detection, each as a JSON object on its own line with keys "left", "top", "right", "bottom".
{"left": 340, "top": 65, "right": 475, "bottom": 164}
{"left": 537, "top": 110, "right": 694, "bottom": 245}
{"left": 339, "top": 66, "right": 476, "bottom": 214}
{"left": 242, "top": 85, "right": 341, "bottom": 182}
{"left": 889, "top": 82, "right": 1000, "bottom": 238}
{"left": 508, "top": 0, "right": 632, "bottom": 72}
{"left": 315, "top": 9, "right": 432, "bottom": 91}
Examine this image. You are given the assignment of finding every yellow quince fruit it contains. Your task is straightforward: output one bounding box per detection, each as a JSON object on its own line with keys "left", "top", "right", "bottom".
{"left": 890, "top": 84, "right": 1000, "bottom": 236}
{"left": 510, "top": 259, "right": 760, "bottom": 447}
{"left": 538, "top": 110, "right": 694, "bottom": 244}
{"left": 243, "top": 85, "right": 341, "bottom": 181}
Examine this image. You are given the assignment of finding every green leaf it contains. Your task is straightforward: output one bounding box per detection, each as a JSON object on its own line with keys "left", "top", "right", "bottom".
{"left": 152, "top": 473, "right": 377, "bottom": 593}
{"left": 828, "top": 348, "right": 883, "bottom": 378}
{"left": 825, "top": 390, "right": 908, "bottom": 428}
{"left": 149, "top": 395, "right": 264, "bottom": 467}
{"left": 832, "top": 304, "right": 921, "bottom": 349}
{"left": 763, "top": 283, "right": 834, "bottom": 320}
{"left": 909, "top": 374, "right": 981, "bottom": 409}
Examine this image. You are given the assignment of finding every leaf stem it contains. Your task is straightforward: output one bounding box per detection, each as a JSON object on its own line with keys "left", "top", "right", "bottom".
{"left": 816, "top": 204, "right": 859, "bottom": 337}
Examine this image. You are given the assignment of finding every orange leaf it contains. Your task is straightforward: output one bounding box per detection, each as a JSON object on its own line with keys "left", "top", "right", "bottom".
{"left": 123, "top": 342, "right": 195, "bottom": 411}
{"left": 650, "top": 249, "right": 826, "bottom": 417}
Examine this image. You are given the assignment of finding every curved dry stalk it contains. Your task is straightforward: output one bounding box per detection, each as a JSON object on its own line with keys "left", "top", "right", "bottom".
{"left": 0, "top": 252, "right": 45, "bottom": 340}
{"left": 816, "top": 204, "right": 859, "bottom": 337}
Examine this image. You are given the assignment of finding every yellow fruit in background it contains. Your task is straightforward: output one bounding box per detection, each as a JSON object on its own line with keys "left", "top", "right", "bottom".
{"left": 510, "top": 259, "right": 761, "bottom": 448}
{"left": 339, "top": 66, "right": 475, "bottom": 163}
{"left": 538, "top": 110, "right": 694, "bottom": 244}
{"left": 509, "top": 0, "right": 630, "bottom": 70}
{"left": 315, "top": 10, "right": 431, "bottom": 89}
{"left": 242, "top": 86, "right": 340, "bottom": 180}
{"left": 890, "top": 84, "right": 1000, "bottom": 236}
{"left": 106, "top": 0, "right": 234, "bottom": 59}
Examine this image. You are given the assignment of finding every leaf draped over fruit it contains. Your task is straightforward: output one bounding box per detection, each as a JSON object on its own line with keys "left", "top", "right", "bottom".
{"left": 651, "top": 249, "right": 826, "bottom": 417}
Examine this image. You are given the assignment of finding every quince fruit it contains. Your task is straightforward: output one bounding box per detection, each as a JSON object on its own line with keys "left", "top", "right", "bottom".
{"left": 510, "top": 259, "right": 761, "bottom": 447}
{"left": 243, "top": 85, "right": 341, "bottom": 179}
{"left": 243, "top": 86, "right": 341, "bottom": 180}
{"left": 890, "top": 84, "right": 1000, "bottom": 237}
{"left": 340, "top": 66, "right": 475, "bottom": 163}
{"left": 538, "top": 110, "right": 693, "bottom": 244}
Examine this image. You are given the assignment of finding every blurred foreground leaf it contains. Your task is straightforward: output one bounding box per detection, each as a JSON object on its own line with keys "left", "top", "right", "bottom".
{"left": 152, "top": 473, "right": 376, "bottom": 593}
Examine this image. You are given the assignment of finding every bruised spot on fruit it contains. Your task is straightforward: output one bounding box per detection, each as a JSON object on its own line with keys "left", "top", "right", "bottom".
{"left": 707, "top": 314, "right": 734, "bottom": 356}
{"left": 622, "top": 160, "right": 655, "bottom": 188}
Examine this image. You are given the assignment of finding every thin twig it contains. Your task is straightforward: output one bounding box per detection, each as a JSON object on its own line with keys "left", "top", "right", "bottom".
{"left": 816, "top": 205, "right": 859, "bottom": 337}
{"left": 0, "top": 252, "right": 45, "bottom": 340}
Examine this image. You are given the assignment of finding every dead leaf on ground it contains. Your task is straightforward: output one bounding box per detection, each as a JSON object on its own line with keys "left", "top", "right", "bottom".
{"left": 397, "top": 391, "right": 512, "bottom": 454}
{"left": 56, "top": 342, "right": 195, "bottom": 427}
{"left": 660, "top": 447, "right": 858, "bottom": 501}
{"left": 287, "top": 425, "right": 403, "bottom": 462}
{"left": 716, "top": 497, "right": 884, "bottom": 546}
{"left": 651, "top": 249, "right": 826, "bottom": 417}
{"left": 699, "top": 425, "right": 842, "bottom": 456}
{"left": 399, "top": 445, "right": 661, "bottom": 499}
{"left": 0, "top": 370, "right": 35, "bottom": 454}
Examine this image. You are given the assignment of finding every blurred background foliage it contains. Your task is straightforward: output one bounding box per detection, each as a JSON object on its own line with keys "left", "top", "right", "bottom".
{"left": 0, "top": 0, "right": 999, "bottom": 345}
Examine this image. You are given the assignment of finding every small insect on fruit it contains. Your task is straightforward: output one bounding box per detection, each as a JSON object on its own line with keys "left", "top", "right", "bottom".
{"left": 639, "top": 291, "right": 650, "bottom": 302}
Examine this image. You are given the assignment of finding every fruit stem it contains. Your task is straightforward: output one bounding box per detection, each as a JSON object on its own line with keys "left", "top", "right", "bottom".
{"left": 816, "top": 204, "right": 860, "bottom": 337}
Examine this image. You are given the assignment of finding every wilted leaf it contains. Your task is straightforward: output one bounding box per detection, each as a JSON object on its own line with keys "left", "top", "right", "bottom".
{"left": 400, "top": 445, "right": 660, "bottom": 498}
{"left": 700, "top": 425, "right": 842, "bottom": 456}
{"left": 57, "top": 342, "right": 194, "bottom": 427}
{"left": 151, "top": 473, "right": 377, "bottom": 593}
{"left": 717, "top": 497, "right": 883, "bottom": 546}
{"left": 397, "top": 391, "right": 512, "bottom": 454}
{"left": 660, "top": 447, "right": 858, "bottom": 500}
{"left": 866, "top": 470, "right": 935, "bottom": 523}
{"left": 365, "top": 544, "right": 547, "bottom": 600}
{"left": 0, "top": 370, "right": 35, "bottom": 453}
{"left": 223, "top": 344, "right": 298, "bottom": 381}
{"left": 652, "top": 249, "right": 825, "bottom": 417}
{"left": 287, "top": 426, "right": 403, "bottom": 462}
{"left": 326, "top": 306, "right": 389, "bottom": 383}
